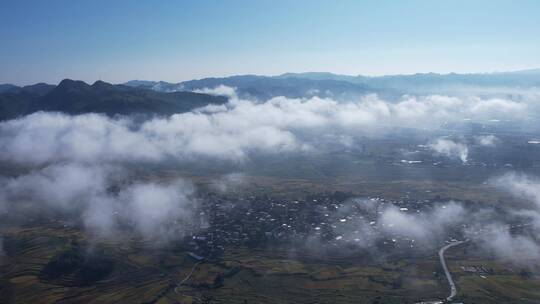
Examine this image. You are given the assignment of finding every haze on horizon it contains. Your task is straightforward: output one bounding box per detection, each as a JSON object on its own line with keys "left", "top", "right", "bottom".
{"left": 2, "top": 0, "right": 540, "bottom": 85}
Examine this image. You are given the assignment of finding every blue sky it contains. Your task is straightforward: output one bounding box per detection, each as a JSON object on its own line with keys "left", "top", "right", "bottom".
{"left": 1, "top": 0, "right": 540, "bottom": 85}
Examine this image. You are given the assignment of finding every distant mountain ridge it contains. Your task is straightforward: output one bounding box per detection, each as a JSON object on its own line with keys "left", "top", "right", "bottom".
{"left": 0, "top": 84, "right": 23, "bottom": 94}
{"left": 2, "top": 69, "right": 539, "bottom": 121}
{"left": 0, "top": 79, "right": 228, "bottom": 121}
{"left": 281, "top": 69, "right": 540, "bottom": 91}
{"left": 122, "top": 68, "right": 540, "bottom": 98}
{"left": 125, "top": 75, "right": 376, "bottom": 100}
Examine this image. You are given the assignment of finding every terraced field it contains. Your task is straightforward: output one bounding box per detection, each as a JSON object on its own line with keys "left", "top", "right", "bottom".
{"left": 0, "top": 224, "right": 444, "bottom": 304}
{"left": 2, "top": 225, "right": 539, "bottom": 304}
{"left": 0, "top": 226, "right": 193, "bottom": 303}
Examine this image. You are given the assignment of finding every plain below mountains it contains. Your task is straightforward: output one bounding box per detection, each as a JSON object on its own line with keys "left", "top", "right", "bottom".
{"left": 0, "top": 79, "right": 228, "bottom": 121}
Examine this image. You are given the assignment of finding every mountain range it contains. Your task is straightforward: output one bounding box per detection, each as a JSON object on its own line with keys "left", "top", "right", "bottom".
{"left": 123, "top": 69, "right": 540, "bottom": 98}
{"left": 1, "top": 69, "right": 539, "bottom": 121}
{"left": 0, "top": 79, "right": 228, "bottom": 121}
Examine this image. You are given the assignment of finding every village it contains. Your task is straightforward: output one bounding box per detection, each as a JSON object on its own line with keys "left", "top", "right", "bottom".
{"left": 182, "top": 191, "right": 466, "bottom": 261}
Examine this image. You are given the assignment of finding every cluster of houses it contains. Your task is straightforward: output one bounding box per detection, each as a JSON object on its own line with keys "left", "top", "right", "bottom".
{"left": 182, "top": 192, "right": 461, "bottom": 259}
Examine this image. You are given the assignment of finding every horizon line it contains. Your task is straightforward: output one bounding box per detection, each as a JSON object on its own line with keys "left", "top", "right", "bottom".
{"left": 3, "top": 67, "right": 540, "bottom": 87}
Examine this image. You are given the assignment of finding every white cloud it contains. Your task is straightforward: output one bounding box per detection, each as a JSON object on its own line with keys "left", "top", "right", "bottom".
{"left": 0, "top": 113, "right": 161, "bottom": 165}
{"left": 3, "top": 163, "right": 112, "bottom": 209}
{"left": 493, "top": 173, "right": 540, "bottom": 208}
{"left": 475, "top": 135, "right": 498, "bottom": 147}
{"left": 466, "top": 172, "right": 540, "bottom": 264}
{"left": 470, "top": 97, "right": 528, "bottom": 120}
{"left": 473, "top": 225, "right": 540, "bottom": 263}
{"left": 0, "top": 163, "right": 198, "bottom": 241}
{"left": 0, "top": 91, "right": 533, "bottom": 165}
{"left": 211, "top": 172, "right": 246, "bottom": 193}
{"left": 379, "top": 202, "right": 466, "bottom": 241}
{"left": 194, "top": 85, "right": 237, "bottom": 99}
{"left": 118, "top": 180, "right": 196, "bottom": 239}
{"left": 428, "top": 138, "right": 468, "bottom": 163}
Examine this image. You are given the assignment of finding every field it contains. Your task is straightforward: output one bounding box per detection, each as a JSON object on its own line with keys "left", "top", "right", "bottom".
{"left": 2, "top": 218, "right": 540, "bottom": 304}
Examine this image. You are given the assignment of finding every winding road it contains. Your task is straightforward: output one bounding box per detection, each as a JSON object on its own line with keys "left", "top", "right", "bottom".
{"left": 438, "top": 240, "right": 469, "bottom": 301}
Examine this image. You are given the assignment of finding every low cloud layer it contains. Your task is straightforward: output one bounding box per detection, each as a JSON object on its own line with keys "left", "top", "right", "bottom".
{"left": 472, "top": 225, "right": 540, "bottom": 262}
{"left": 194, "top": 84, "right": 238, "bottom": 99}
{"left": 295, "top": 197, "right": 469, "bottom": 255}
{"left": 379, "top": 202, "right": 465, "bottom": 241}
{"left": 0, "top": 163, "right": 199, "bottom": 241}
{"left": 0, "top": 87, "right": 539, "bottom": 257}
{"left": 0, "top": 88, "right": 535, "bottom": 165}
{"left": 465, "top": 172, "right": 540, "bottom": 264}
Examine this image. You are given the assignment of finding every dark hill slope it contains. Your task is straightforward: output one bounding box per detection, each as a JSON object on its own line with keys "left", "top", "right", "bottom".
{"left": 0, "top": 83, "right": 55, "bottom": 120}
{"left": 0, "top": 79, "right": 228, "bottom": 120}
